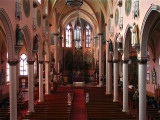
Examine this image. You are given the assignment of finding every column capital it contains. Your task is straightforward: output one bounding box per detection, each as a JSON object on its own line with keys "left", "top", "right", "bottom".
{"left": 122, "top": 60, "right": 129, "bottom": 63}
{"left": 113, "top": 60, "right": 119, "bottom": 63}
{"left": 8, "top": 60, "right": 19, "bottom": 66}
{"left": 94, "top": 36, "right": 98, "bottom": 39}
{"left": 98, "top": 33, "right": 103, "bottom": 36}
{"left": 44, "top": 61, "right": 49, "bottom": 63}
{"left": 27, "top": 61, "right": 35, "bottom": 64}
{"left": 108, "top": 60, "right": 113, "bottom": 63}
{"left": 39, "top": 61, "right": 44, "bottom": 64}
{"left": 138, "top": 59, "right": 147, "bottom": 64}
{"left": 54, "top": 33, "right": 59, "bottom": 36}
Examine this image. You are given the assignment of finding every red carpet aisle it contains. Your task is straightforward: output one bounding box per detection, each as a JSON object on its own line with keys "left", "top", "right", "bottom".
{"left": 70, "top": 89, "right": 87, "bottom": 120}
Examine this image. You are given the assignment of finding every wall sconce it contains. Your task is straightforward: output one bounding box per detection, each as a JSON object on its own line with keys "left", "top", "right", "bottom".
{"left": 107, "top": 39, "right": 113, "bottom": 55}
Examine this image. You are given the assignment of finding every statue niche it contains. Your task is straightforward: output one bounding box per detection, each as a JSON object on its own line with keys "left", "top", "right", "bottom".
{"left": 33, "top": 34, "right": 38, "bottom": 52}
{"left": 16, "top": 24, "right": 24, "bottom": 46}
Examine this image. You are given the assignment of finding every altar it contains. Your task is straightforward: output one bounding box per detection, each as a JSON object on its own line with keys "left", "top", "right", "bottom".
{"left": 72, "top": 71, "right": 85, "bottom": 87}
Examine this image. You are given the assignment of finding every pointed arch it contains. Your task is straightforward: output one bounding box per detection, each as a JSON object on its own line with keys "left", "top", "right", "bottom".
{"left": 140, "top": 5, "right": 160, "bottom": 59}
{"left": 22, "top": 25, "right": 33, "bottom": 61}
{"left": 0, "top": 9, "right": 15, "bottom": 61}
{"left": 123, "top": 24, "right": 131, "bottom": 60}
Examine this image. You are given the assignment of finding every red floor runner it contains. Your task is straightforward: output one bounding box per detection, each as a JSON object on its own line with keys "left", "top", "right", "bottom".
{"left": 70, "top": 89, "right": 87, "bottom": 120}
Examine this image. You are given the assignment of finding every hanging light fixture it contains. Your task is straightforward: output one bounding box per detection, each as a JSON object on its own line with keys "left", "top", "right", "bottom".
{"left": 74, "top": 7, "right": 82, "bottom": 49}
{"left": 66, "top": 0, "right": 83, "bottom": 7}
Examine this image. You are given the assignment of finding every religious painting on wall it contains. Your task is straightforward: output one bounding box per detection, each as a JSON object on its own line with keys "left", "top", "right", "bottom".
{"left": 23, "top": 0, "right": 30, "bottom": 17}
{"left": 115, "top": 8, "right": 119, "bottom": 26}
{"left": 125, "top": 0, "right": 132, "bottom": 16}
{"left": 37, "top": 10, "right": 41, "bottom": 27}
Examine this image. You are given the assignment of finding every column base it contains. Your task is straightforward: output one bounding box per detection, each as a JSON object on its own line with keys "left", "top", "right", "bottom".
{"left": 27, "top": 110, "right": 35, "bottom": 115}
{"left": 113, "top": 99, "right": 118, "bottom": 102}
{"left": 106, "top": 92, "right": 112, "bottom": 95}
{"left": 38, "top": 100, "right": 43, "bottom": 102}
{"left": 122, "top": 109, "right": 129, "bottom": 112}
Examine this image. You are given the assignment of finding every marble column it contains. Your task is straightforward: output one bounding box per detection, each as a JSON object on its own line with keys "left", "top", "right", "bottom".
{"left": 45, "top": 61, "right": 49, "bottom": 95}
{"left": 139, "top": 60, "right": 147, "bottom": 120}
{"left": 113, "top": 60, "right": 119, "bottom": 102}
{"left": 98, "top": 33, "right": 103, "bottom": 86}
{"left": 54, "top": 33, "right": 59, "bottom": 73}
{"left": 39, "top": 61, "right": 44, "bottom": 102}
{"left": 8, "top": 61, "right": 18, "bottom": 120}
{"left": 94, "top": 36, "right": 98, "bottom": 65}
{"left": 27, "top": 61, "right": 34, "bottom": 113}
{"left": 106, "top": 60, "right": 108, "bottom": 94}
{"left": 122, "top": 60, "right": 129, "bottom": 112}
{"left": 107, "top": 60, "right": 112, "bottom": 94}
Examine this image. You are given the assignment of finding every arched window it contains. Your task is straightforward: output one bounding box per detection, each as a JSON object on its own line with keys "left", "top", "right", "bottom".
{"left": 146, "top": 50, "right": 150, "bottom": 83}
{"left": 20, "top": 53, "right": 28, "bottom": 76}
{"left": 66, "top": 25, "right": 72, "bottom": 47}
{"left": 74, "top": 26, "right": 81, "bottom": 49}
{"left": 86, "top": 25, "right": 91, "bottom": 48}
{"left": 34, "top": 55, "right": 37, "bottom": 75}
{"left": 6, "top": 53, "right": 10, "bottom": 82}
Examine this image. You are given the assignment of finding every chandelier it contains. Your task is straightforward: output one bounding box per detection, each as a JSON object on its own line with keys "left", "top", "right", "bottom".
{"left": 66, "top": 0, "right": 83, "bottom": 7}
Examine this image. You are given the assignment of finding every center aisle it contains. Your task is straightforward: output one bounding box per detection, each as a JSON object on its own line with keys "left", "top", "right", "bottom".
{"left": 70, "top": 89, "right": 87, "bottom": 120}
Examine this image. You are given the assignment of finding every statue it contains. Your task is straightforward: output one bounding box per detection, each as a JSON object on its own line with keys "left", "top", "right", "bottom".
{"left": 130, "top": 22, "right": 139, "bottom": 46}
{"left": 16, "top": 24, "right": 24, "bottom": 46}
{"left": 132, "top": 0, "right": 139, "bottom": 19}
{"left": 117, "top": 33, "right": 123, "bottom": 49}
{"left": 33, "top": 34, "right": 38, "bottom": 51}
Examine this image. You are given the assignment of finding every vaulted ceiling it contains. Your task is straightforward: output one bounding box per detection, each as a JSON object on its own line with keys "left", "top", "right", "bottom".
{"left": 49, "top": 0, "right": 111, "bottom": 33}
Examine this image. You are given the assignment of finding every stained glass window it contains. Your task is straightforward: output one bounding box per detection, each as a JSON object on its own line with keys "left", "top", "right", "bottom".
{"left": 6, "top": 53, "right": 9, "bottom": 82}
{"left": 86, "top": 25, "right": 91, "bottom": 48}
{"left": 20, "top": 53, "right": 28, "bottom": 76}
{"left": 66, "top": 25, "right": 72, "bottom": 47}
{"left": 74, "top": 26, "right": 81, "bottom": 49}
